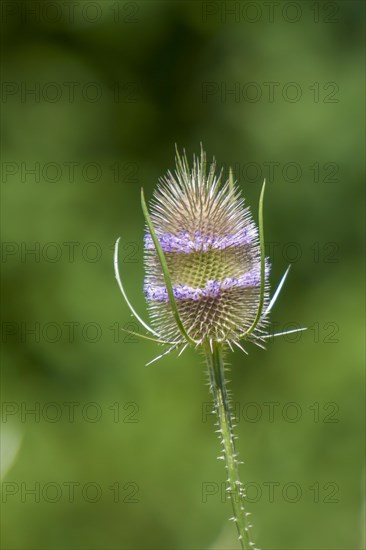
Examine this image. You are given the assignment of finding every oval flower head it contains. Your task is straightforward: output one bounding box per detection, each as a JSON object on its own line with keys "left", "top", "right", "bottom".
{"left": 114, "top": 146, "right": 298, "bottom": 359}
{"left": 143, "top": 147, "right": 270, "bottom": 351}
{"left": 114, "top": 146, "right": 305, "bottom": 550}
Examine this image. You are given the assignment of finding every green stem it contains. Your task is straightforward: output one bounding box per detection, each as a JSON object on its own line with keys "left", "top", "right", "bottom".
{"left": 205, "top": 343, "right": 255, "bottom": 550}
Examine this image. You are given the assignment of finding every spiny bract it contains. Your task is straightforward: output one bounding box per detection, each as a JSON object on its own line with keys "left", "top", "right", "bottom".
{"left": 143, "top": 148, "right": 270, "bottom": 347}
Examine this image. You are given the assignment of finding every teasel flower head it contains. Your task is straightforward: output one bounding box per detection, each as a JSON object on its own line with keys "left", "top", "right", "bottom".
{"left": 143, "top": 146, "right": 270, "bottom": 349}
{"left": 114, "top": 146, "right": 301, "bottom": 363}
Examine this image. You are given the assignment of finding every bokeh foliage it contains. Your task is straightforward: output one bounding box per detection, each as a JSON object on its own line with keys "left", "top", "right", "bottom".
{"left": 1, "top": 1, "right": 364, "bottom": 549}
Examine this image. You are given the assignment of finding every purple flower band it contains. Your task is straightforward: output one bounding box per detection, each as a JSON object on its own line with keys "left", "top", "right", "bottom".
{"left": 144, "top": 267, "right": 263, "bottom": 302}
{"left": 144, "top": 228, "right": 255, "bottom": 254}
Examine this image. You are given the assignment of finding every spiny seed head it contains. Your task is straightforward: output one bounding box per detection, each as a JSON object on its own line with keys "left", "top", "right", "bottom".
{"left": 143, "top": 147, "right": 270, "bottom": 345}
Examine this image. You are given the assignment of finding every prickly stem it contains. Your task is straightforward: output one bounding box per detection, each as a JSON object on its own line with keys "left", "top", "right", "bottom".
{"left": 205, "top": 342, "right": 256, "bottom": 550}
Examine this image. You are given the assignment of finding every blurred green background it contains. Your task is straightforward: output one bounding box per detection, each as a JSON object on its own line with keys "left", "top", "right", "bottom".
{"left": 1, "top": 1, "right": 364, "bottom": 549}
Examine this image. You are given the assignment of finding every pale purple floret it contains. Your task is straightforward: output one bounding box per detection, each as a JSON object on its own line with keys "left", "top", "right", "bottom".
{"left": 144, "top": 266, "right": 264, "bottom": 302}
{"left": 144, "top": 228, "right": 255, "bottom": 253}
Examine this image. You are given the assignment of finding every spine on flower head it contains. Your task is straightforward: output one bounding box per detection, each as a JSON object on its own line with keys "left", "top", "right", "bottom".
{"left": 143, "top": 147, "right": 270, "bottom": 345}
